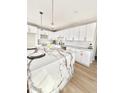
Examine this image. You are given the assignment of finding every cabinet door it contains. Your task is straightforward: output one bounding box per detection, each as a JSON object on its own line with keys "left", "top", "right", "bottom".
{"left": 79, "top": 25, "right": 86, "bottom": 41}
{"left": 75, "top": 49, "right": 93, "bottom": 67}
{"left": 60, "top": 30, "right": 66, "bottom": 40}
{"left": 67, "top": 29, "right": 74, "bottom": 40}
{"left": 73, "top": 28, "right": 79, "bottom": 41}
{"left": 79, "top": 51, "right": 91, "bottom": 67}
{"left": 64, "top": 30, "right": 68, "bottom": 40}
{"left": 49, "top": 32, "right": 56, "bottom": 40}
{"left": 86, "top": 23, "right": 96, "bottom": 41}
{"left": 75, "top": 49, "right": 81, "bottom": 62}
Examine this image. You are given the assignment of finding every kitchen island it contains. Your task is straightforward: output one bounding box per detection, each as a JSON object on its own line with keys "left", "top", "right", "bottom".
{"left": 65, "top": 45, "right": 94, "bottom": 67}
{"left": 27, "top": 48, "right": 75, "bottom": 93}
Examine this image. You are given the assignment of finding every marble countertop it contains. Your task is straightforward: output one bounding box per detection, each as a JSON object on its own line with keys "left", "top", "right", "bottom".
{"left": 28, "top": 49, "right": 75, "bottom": 71}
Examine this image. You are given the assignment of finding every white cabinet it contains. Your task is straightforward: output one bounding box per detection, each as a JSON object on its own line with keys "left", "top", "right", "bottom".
{"left": 86, "top": 23, "right": 96, "bottom": 41}
{"left": 48, "top": 31, "right": 54, "bottom": 40}
{"left": 79, "top": 25, "right": 86, "bottom": 41}
{"left": 58, "top": 29, "right": 74, "bottom": 41}
{"left": 50, "top": 32, "right": 56, "bottom": 40}
{"left": 72, "top": 29, "right": 79, "bottom": 41}
{"left": 63, "top": 31, "right": 67, "bottom": 40}
{"left": 75, "top": 49, "right": 81, "bottom": 62}
{"left": 80, "top": 50, "right": 93, "bottom": 66}
{"left": 66, "top": 30, "right": 71, "bottom": 40}
{"left": 68, "top": 30, "right": 72, "bottom": 40}
{"left": 66, "top": 46, "right": 93, "bottom": 67}
{"left": 52, "top": 22, "right": 96, "bottom": 42}
{"left": 75, "top": 49, "right": 93, "bottom": 67}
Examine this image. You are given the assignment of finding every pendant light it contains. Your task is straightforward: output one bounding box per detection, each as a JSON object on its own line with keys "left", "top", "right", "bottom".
{"left": 40, "top": 11, "right": 43, "bottom": 30}
{"left": 51, "top": 0, "right": 55, "bottom": 30}
{"left": 37, "top": 11, "right": 43, "bottom": 45}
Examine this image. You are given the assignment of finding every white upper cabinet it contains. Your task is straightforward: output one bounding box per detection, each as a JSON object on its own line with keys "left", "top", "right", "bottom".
{"left": 48, "top": 31, "right": 53, "bottom": 40}
{"left": 50, "top": 22, "right": 96, "bottom": 42}
{"left": 63, "top": 30, "right": 68, "bottom": 40}
{"left": 79, "top": 25, "right": 86, "bottom": 41}
{"left": 86, "top": 22, "right": 96, "bottom": 41}
{"left": 67, "top": 29, "right": 73, "bottom": 40}
{"left": 54, "top": 31, "right": 61, "bottom": 40}
{"left": 73, "top": 28, "right": 79, "bottom": 41}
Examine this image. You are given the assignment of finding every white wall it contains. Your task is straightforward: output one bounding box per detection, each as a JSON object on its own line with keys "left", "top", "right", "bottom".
{"left": 27, "top": 33, "right": 36, "bottom": 48}
{"left": 27, "top": 25, "right": 54, "bottom": 47}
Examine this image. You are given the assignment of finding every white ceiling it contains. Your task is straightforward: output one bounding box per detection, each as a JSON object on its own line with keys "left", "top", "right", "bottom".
{"left": 27, "top": 0, "right": 97, "bottom": 31}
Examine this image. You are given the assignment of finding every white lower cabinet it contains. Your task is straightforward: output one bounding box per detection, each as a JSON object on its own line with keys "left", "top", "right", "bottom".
{"left": 67, "top": 47, "right": 93, "bottom": 67}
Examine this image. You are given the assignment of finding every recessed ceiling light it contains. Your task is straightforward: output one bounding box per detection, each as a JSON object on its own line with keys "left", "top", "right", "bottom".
{"left": 74, "top": 10, "right": 78, "bottom": 14}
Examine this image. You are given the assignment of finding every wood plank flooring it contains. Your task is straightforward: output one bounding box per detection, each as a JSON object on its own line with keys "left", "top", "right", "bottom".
{"left": 61, "top": 61, "right": 97, "bottom": 93}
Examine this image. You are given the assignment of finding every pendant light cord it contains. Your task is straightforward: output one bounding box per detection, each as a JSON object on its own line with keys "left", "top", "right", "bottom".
{"left": 51, "top": 0, "right": 54, "bottom": 26}
{"left": 40, "top": 11, "right": 43, "bottom": 30}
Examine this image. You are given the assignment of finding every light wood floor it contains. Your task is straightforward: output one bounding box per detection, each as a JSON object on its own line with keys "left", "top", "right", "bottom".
{"left": 61, "top": 61, "right": 97, "bottom": 93}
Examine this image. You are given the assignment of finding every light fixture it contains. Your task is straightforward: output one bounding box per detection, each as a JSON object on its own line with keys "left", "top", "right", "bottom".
{"left": 40, "top": 11, "right": 43, "bottom": 30}
{"left": 38, "top": 11, "right": 43, "bottom": 45}
{"left": 51, "top": 23, "right": 54, "bottom": 29}
{"left": 51, "top": 0, "right": 55, "bottom": 30}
